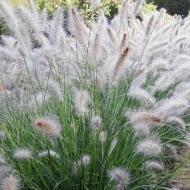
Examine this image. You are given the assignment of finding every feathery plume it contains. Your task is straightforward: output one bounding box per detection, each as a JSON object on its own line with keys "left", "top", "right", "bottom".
{"left": 128, "top": 88, "right": 156, "bottom": 106}
{"left": 68, "top": 8, "right": 89, "bottom": 45}
{"left": 38, "top": 150, "right": 60, "bottom": 159}
{"left": 0, "top": 166, "right": 11, "bottom": 180}
{"left": 155, "top": 98, "right": 188, "bottom": 118}
{"left": 144, "top": 160, "right": 164, "bottom": 171}
{"left": 137, "top": 138, "right": 162, "bottom": 156}
{"left": 81, "top": 155, "right": 91, "bottom": 166}
{"left": 128, "top": 111, "right": 161, "bottom": 126}
{"left": 167, "top": 117, "right": 186, "bottom": 130}
{"left": 2, "top": 175, "right": 20, "bottom": 190}
{"left": 33, "top": 116, "right": 62, "bottom": 138}
{"left": 166, "top": 144, "right": 178, "bottom": 160}
{"left": 93, "top": 33, "right": 100, "bottom": 58}
{"left": 99, "top": 130, "right": 107, "bottom": 144}
{"left": 108, "top": 138, "right": 118, "bottom": 155}
{"left": 51, "top": 8, "right": 64, "bottom": 44}
{"left": 13, "top": 148, "right": 32, "bottom": 160}
{"left": 133, "top": 123, "right": 151, "bottom": 138}
{"left": 91, "top": 115, "right": 102, "bottom": 130}
{"left": 72, "top": 160, "right": 82, "bottom": 176}
{"left": 107, "top": 28, "right": 116, "bottom": 42}
{"left": 134, "top": 0, "right": 144, "bottom": 16}
{"left": 29, "top": 92, "right": 49, "bottom": 111}
{"left": 47, "top": 80, "right": 63, "bottom": 100}
{"left": 73, "top": 89, "right": 90, "bottom": 117}
{"left": 112, "top": 47, "right": 130, "bottom": 85}
{"left": 0, "top": 1, "right": 18, "bottom": 32}
{"left": 108, "top": 167, "right": 130, "bottom": 189}
{"left": 28, "top": 0, "right": 38, "bottom": 16}
{"left": 120, "top": 33, "right": 128, "bottom": 52}
{"left": 145, "top": 14, "right": 155, "bottom": 36}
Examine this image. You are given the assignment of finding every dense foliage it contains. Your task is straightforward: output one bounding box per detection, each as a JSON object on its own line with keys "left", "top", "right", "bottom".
{"left": 36, "top": 0, "right": 120, "bottom": 17}
{"left": 148, "top": 0, "right": 190, "bottom": 17}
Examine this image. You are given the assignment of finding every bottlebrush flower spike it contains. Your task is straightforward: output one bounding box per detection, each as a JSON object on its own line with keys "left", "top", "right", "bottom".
{"left": 81, "top": 155, "right": 91, "bottom": 166}
{"left": 144, "top": 160, "right": 164, "bottom": 171}
{"left": 134, "top": 0, "right": 144, "bottom": 16}
{"left": 29, "top": 92, "right": 50, "bottom": 111}
{"left": 137, "top": 138, "right": 162, "bottom": 156}
{"left": 68, "top": 8, "right": 89, "bottom": 45}
{"left": 112, "top": 47, "right": 131, "bottom": 85}
{"left": 108, "top": 167, "right": 130, "bottom": 190}
{"left": 155, "top": 98, "right": 188, "bottom": 118}
{"left": 13, "top": 148, "right": 32, "bottom": 160}
{"left": 38, "top": 150, "right": 60, "bottom": 159}
{"left": 99, "top": 130, "right": 107, "bottom": 144}
{"left": 46, "top": 80, "right": 63, "bottom": 100}
{"left": 166, "top": 144, "right": 178, "bottom": 160}
{"left": 33, "top": 116, "right": 62, "bottom": 138}
{"left": 128, "top": 88, "right": 156, "bottom": 106}
{"left": 108, "top": 138, "right": 118, "bottom": 156}
{"left": 91, "top": 115, "right": 102, "bottom": 130}
{"left": 73, "top": 89, "right": 90, "bottom": 117}
{"left": 2, "top": 175, "right": 20, "bottom": 190}
{"left": 72, "top": 160, "right": 82, "bottom": 176}
{"left": 167, "top": 117, "right": 186, "bottom": 130}
{"left": 133, "top": 123, "right": 151, "bottom": 138}
{"left": 128, "top": 111, "right": 161, "bottom": 126}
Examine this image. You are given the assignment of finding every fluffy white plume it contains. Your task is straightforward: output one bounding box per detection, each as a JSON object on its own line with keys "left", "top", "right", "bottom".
{"left": 91, "top": 115, "right": 102, "bottom": 130}
{"left": 72, "top": 89, "right": 90, "bottom": 117}
{"left": 2, "top": 175, "right": 20, "bottom": 190}
{"left": 144, "top": 160, "right": 164, "bottom": 171}
{"left": 33, "top": 116, "right": 62, "bottom": 138}
{"left": 38, "top": 150, "right": 60, "bottom": 158}
{"left": 137, "top": 138, "right": 162, "bottom": 156}
{"left": 13, "top": 148, "right": 32, "bottom": 160}
{"left": 108, "top": 167, "right": 130, "bottom": 189}
{"left": 81, "top": 155, "right": 91, "bottom": 166}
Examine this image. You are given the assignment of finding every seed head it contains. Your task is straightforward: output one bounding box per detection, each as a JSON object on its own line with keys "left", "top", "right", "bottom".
{"left": 72, "top": 160, "right": 82, "bottom": 176}
{"left": 2, "top": 175, "right": 20, "bottom": 190}
{"left": 73, "top": 89, "right": 90, "bottom": 117}
{"left": 13, "top": 148, "right": 32, "bottom": 160}
{"left": 33, "top": 116, "right": 62, "bottom": 138}
{"left": 133, "top": 123, "right": 150, "bottom": 138}
{"left": 137, "top": 138, "right": 162, "bottom": 156}
{"left": 91, "top": 115, "right": 102, "bottom": 130}
{"left": 81, "top": 155, "right": 91, "bottom": 166}
{"left": 108, "top": 167, "right": 130, "bottom": 189}
{"left": 99, "top": 130, "right": 107, "bottom": 144}
{"left": 144, "top": 160, "right": 164, "bottom": 171}
{"left": 38, "top": 150, "right": 60, "bottom": 159}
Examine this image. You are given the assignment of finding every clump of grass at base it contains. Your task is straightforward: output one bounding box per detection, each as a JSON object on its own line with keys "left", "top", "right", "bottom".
{"left": 0, "top": 81, "right": 188, "bottom": 189}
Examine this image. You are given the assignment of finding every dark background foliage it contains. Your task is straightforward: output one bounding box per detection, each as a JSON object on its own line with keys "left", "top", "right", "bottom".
{"left": 148, "top": 0, "right": 190, "bottom": 17}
